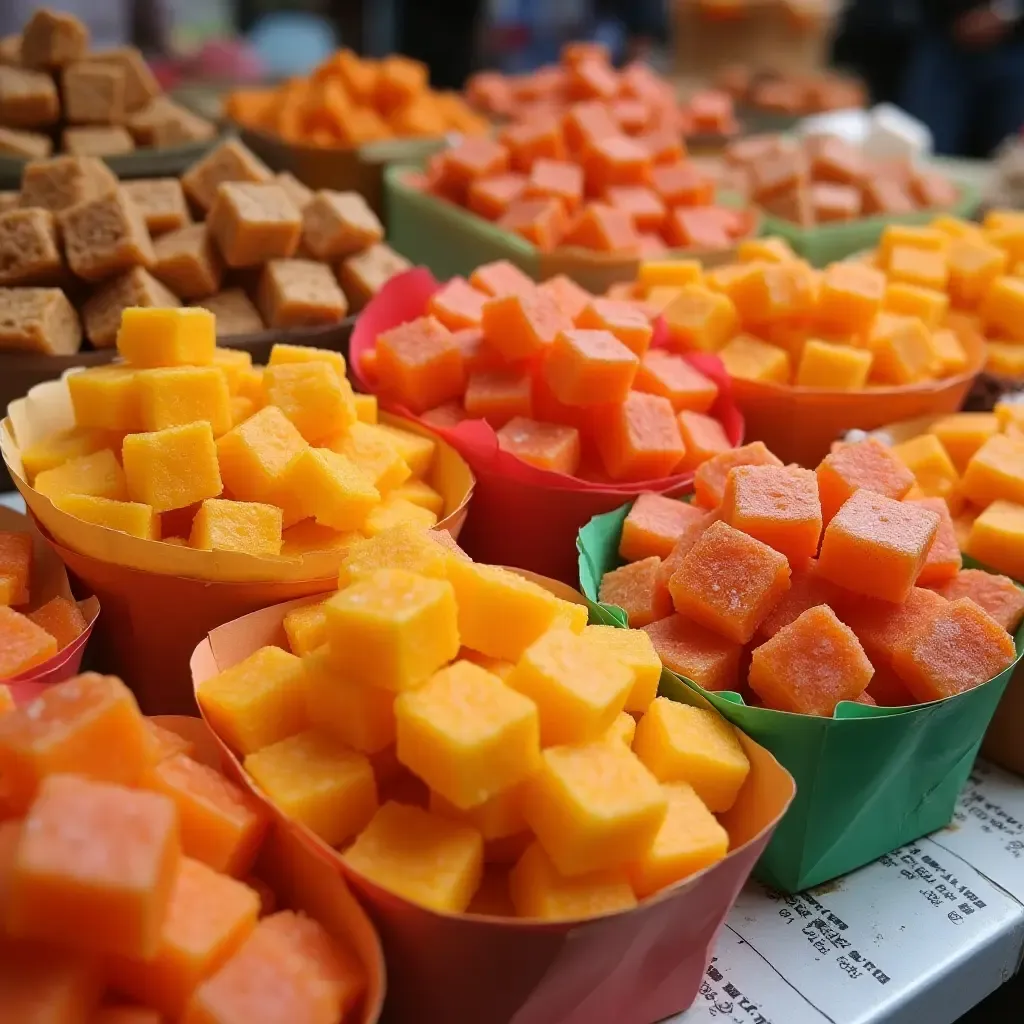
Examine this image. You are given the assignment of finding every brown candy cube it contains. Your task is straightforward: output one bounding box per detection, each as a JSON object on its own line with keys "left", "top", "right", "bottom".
{"left": 207, "top": 182, "right": 302, "bottom": 268}
{"left": 19, "top": 10, "right": 89, "bottom": 69}
{"left": 153, "top": 224, "right": 223, "bottom": 299}
{"left": 82, "top": 266, "right": 180, "bottom": 347}
{"left": 0, "top": 34, "right": 21, "bottom": 67}
{"left": 62, "top": 61, "right": 127, "bottom": 125}
{"left": 62, "top": 126, "right": 135, "bottom": 157}
{"left": 149, "top": 105, "right": 216, "bottom": 148}
{"left": 0, "top": 126, "right": 52, "bottom": 159}
{"left": 195, "top": 288, "right": 266, "bottom": 336}
{"left": 59, "top": 187, "right": 155, "bottom": 282}
{"left": 0, "top": 287, "right": 81, "bottom": 355}
{"left": 0, "top": 66, "right": 60, "bottom": 127}
{"left": 301, "top": 190, "right": 384, "bottom": 260}
{"left": 20, "top": 155, "right": 118, "bottom": 213}
{"left": 122, "top": 179, "right": 191, "bottom": 235}
{"left": 180, "top": 137, "right": 273, "bottom": 212}
{"left": 275, "top": 172, "right": 313, "bottom": 212}
{"left": 0, "top": 192, "right": 19, "bottom": 213}
{"left": 0, "top": 208, "right": 63, "bottom": 285}
{"left": 257, "top": 258, "right": 349, "bottom": 329}
{"left": 339, "top": 243, "right": 411, "bottom": 311}
{"left": 84, "top": 47, "right": 160, "bottom": 112}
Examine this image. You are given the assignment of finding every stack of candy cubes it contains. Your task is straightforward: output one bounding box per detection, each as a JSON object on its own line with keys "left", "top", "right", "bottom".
{"left": 20, "top": 306, "right": 448, "bottom": 556}
{"left": 198, "top": 523, "right": 753, "bottom": 919}
{"left": 363, "top": 259, "right": 734, "bottom": 482}
{"left": 0, "top": 673, "right": 367, "bottom": 1022}
{"left": 600, "top": 436, "right": 1020, "bottom": 713}
{"left": 617, "top": 242, "right": 972, "bottom": 389}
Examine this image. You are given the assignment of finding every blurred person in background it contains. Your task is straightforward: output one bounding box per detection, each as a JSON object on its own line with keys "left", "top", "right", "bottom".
{"left": 400, "top": 0, "right": 485, "bottom": 88}
{"left": 831, "top": 0, "right": 918, "bottom": 105}
{"left": 0, "top": 0, "right": 170, "bottom": 53}
{"left": 592, "top": 0, "right": 668, "bottom": 64}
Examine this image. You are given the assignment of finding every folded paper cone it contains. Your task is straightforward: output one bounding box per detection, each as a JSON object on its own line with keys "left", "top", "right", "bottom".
{"left": 350, "top": 269, "right": 743, "bottom": 584}
{"left": 190, "top": 580, "right": 795, "bottom": 1024}
{"left": 152, "top": 716, "right": 386, "bottom": 1024}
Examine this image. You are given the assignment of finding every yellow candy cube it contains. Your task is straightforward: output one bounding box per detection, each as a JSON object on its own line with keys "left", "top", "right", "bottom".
{"left": 244, "top": 729, "right": 376, "bottom": 847}
{"left": 717, "top": 335, "right": 790, "bottom": 384}
{"left": 736, "top": 237, "right": 794, "bottom": 263}
{"left": 960, "top": 433, "right": 1024, "bottom": 506}
{"left": 883, "top": 282, "right": 949, "bottom": 329}
{"left": 637, "top": 259, "right": 703, "bottom": 292}
{"left": 235, "top": 366, "right": 265, "bottom": 407}
{"left": 933, "top": 215, "right": 982, "bottom": 240}
{"left": 53, "top": 494, "right": 157, "bottom": 539}
{"left": 980, "top": 276, "right": 1024, "bottom": 342}
{"left": 551, "top": 599, "right": 589, "bottom": 634}
{"left": 986, "top": 226, "right": 1024, "bottom": 263}
{"left": 603, "top": 711, "right": 637, "bottom": 747}
{"left": 891, "top": 434, "right": 960, "bottom": 505}
{"left": 947, "top": 239, "right": 1008, "bottom": 309}
{"left": 372, "top": 423, "right": 436, "bottom": 477}
{"left": 930, "top": 329, "right": 968, "bottom": 376}
{"left": 582, "top": 625, "right": 662, "bottom": 714}
{"left": 324, "top": 568, "right": 460, "bottom": 691}
{"left": 663, "top": 285, "right": 738, "bottom": 353}
{"left": 966, "top": 500, "right": 1024, "bottom": 580}
{"left": 328, "top": 422, "right": 411, "bottom": 494}
{"left": 353, "top": 393, "right": 378, "bottom": 424}
{"left": 887, "top": 246, "right": 948, "bottom": 292}
{"left": 189, "top": 498, "right": 282, "bottom": 556}
{"left": 447, "top": 560, "right": 565, "bottom": 662}
{"left": 632, "top": 698, "right": 750, "bottom": 812}
{"left": 460, "top": 649, "right": 516, "bottom": 681}
{"left": 984, "top": 209, "right": 1024, "bottom": 232}
{"left": 985, "top": 342, "right": 1024, "bottom": 377}
{"left": 508, "top": 842, "right": 636, "bottom": 920}
{"left": 303, "top": 646, "right": 396, "bottom": 754}
{"left": 644, "top": 286, "right": 684, "bottom": 313}
{"left": 508, "top": 630, "right": 632, "bottom": 746}
{"left": 931, "top": 412, "right": 1000, "bottom": 473}
{"left": 216, "top": 405, "right": 308, "bottom": 505}
{"left": 816, "top": 262, "right": 885, "bottom": 334}
{"left": 344, "top": 801, "right": 483, "bottom": 912}
{"left": 136, "top": 366, "right": 233, "bottom": 437}
{"left": 229, "top": 396, "right": 255, "bottom": 427}
{"left": 116, "top": 307, "right": 216, "bottom": 368}
{"left": 279, "top": 448, "right": 380, "bottom": 532}
{"left": 210, "top": 347, "right": 253, "bottom": 394}
{"left": 196, "top": 644, "right": 309, "bottom": 755}
{"left": 123, "top": 422, "right": 223, "bottom": 513}
{"left": 283, "top": 602, "right": 327, "bottom": 656}
{"left": 34, "top": 449, "right": 127, "bottom": 503}
{"left": 20, "top": 427, "right": 119, "bottom": 484}
{"left": 338, "top": 525, "right": 451, "bottom": 587}
{"left": 796, "top": 339, "right": 872, "bottom": 390}
{"left": 878, "top": 225, "right": 949, "bottom": 267}
{"left": 627, "top": 782, "right": 729, "bottom": 898}
{"left": 264, "top": 361, "right": 356, "bottom": 444}
{"left": 68, "top": 367, "right": 143, "bottom": 433}
{"left": 362, "top": 496, "right": 437, "bottom": 537}
{"left": 390, "top": 479, "right": 444, "bottom": 516}
{"left": 523, "top": 742, "right": 667, "bottom": 876}
{"left": 268, "top": 342, "right": 347, "bottom": 381}
{"left": 429, "top": 784, "right": 528, "bottom": 841}
{"left": 867, "top": 314, "right": 934, "bottom": 385}
{"left": 996, "top": 399, "right": 1024, "bottom": 432}
{"left": 395, "top": 660, "right": 541, "bottom": 810}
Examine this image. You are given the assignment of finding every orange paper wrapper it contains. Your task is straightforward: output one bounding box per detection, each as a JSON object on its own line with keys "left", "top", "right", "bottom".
{"left": 190, "top": 581, "right": 795, "bottom": 1024}
{"left": 350, "top": 269, "right": 744, "bottom": 583}
{"left": 152, "top": 715, "right": 386, "bottom": 1024}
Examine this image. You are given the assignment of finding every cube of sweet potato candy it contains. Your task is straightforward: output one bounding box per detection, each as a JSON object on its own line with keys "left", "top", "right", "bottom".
{"left": 0, "top": 942, "right": 103, "bottom": 1023}
{"left": 151, "top": 223, "right": 223, "bottom": 299}
{"left": 947, "top": 238, "right": 1007, "bottom": 309}
{"left": 933, "top": 569, "right": 1024, "bottom": 632}
{"left": 676, "top": 410, "right": 732, "bottom": 472}
{"left": 893, "top": 598, "right": 1017, "bottom": 702}
{"left": 324, "top": 568, "right": 459, "bottom": 690}
{"left": 816, "top": 262, "right": 886, "bottom": 334}
{"left": 188, "top": 498, "right": 282, "bottom": 556}
{"left": 718, "top": 335, "right": 791, "bottom": 385}
{"left": 0, "top": 208, "right": 62, "bottom": 286}
{"left": 866, "top": 313, "right": 934, "bottom": 385}
{"left": 965, "top": 499, "right": 1024, "bottom": 580}
{"left": 123, "top": 178, "right": 192, "bottom": 236}
{"left": 339, "top": 242, "right": 412, "bottom": 311}
{"left": 598, "top": 556, "right": 672, "bottom": 627}
{"left": 523, "top": 741, "right": 666, "bottom": 876}
{"left": 816, "top": 437, "right": 915, "bottom": 524}
{"left": 0, "top": 531, "right": 31, "bottom": 606}
{"left": 795, "top": 339, "right": 872, "bottom": 390}
{"left": 216, "top": 405, "right": 308, "bottom": 509}
{"left": 620, "top": 492, "right": 707, "bottom": 562}
{"left": 391, "top": 479, "right": 444, "bottom": 515}
{"left": 446, "top": 559, "right": 563, "bottom": 662}
{"left": 264, "top": 359, "right": 355, "bottom": 444}
{"left": 376, "top": 315, "right": 466, "bottom": 414}
{"left": 301, "top": 189, "right": 383, "bottom": 259}
{"left": 106, "top": 856, "right": 260, "bottom": 1018}
{"left": 642, "top": 613, "right": 741, "bottom": 692}
{"left": 496, "top": 417, "right": 581, "bottom": 476}
{"left": 20, "top": 425, "right": 115, "bottom": 484}
{"left": 180, "top": 137, "right": 273, "bottom": 212}
{"left": 497, "top": 196, "right": 570, "bottom": 250}
{"left": 906, "top": 496, "right": 961, "bottom": 585}
{"left": 34, "top": 448, "right": 128, "bottom": 503}
{"left": 279, "top": 448, "right": 379, "bottom": 531}
{"left": 481, "top": 289, "right": 572, "bottom": 363}
{"left": 20, "top": 9, "right": 88, "bottom": 68}
{"left": 464, "top": 369, "right": 533, "bottom": 428}
{"left": 20, "top": 154, "right": 116, "bottom": 213}
{"left": 582, "top": 624, "right": 662, "bottom": 713}
{"left": 663, "top": 285, "right": 738, "bottom": 353}
{"left": 269, "top": 340, "right": 346, "bottom": 380}
{"left": 123, "top": 421, "right": 222, "bottom": 513}
{"left": 7, "top": 774, "right": 179, "bottom": 958}
{"left": 62, "top": 124, "right": 135, "bottom": 156}
{"left": 117, "top": 306, "right": 215, "bottom": 368}
{"left": 244, "top": 730, "right": 377, "bottom": 846}
{"left": 343, "top": 801, "right": 483, "bottom": 913}
{"left": 83, "top": 266, "right": 181, "bottom": 349}
{"left": 562, "top": 202, "right": 641, "bottom": 253}
{"left": 282, "top": 602, "right": 327, "bottom": 656}
{"left": 137, "top": 365, "right": 232, "bottom": 437}
{"left": 428, "top": 277, "right": 488, "bottom": 331}
{"left": 980, "top": 275, "right": 1024, "bottom": 341}
{"left": 576, "top": 298, "right": 652, "bottom": 358}
{"left": 69, "top": 365, "right": 142, "bottom": 433}
{"left": 883, "top": 281, "right": 949, "bottom": 329}
{"left": 722, "top": 464, "right": 822, "bottom": 565}
{"left": 362, "top": 495, "right": 438, "bottom": 536}
{"left": 603, "top": 711, "right": 638, "bottom": 748}
{"left": 961, "top": 433, "right": 1024, "bottom": 507}
{"left": 338, "top": 524, "right": 450, "bottom": 586}
{"left": 818, "top": 489, "right": 940, "bottom": 603}
{"left": 0, "top": 607, "right": 57, "bottom": 678}
{"left": 634, "top": 350, "right": 718, "bottom": 413}
{"left": 469, "top": 259, "right": 535, "bottom": 298}
{"left": 594, "top": 392, "right": 685, "bottom": 482}
{"left": 62, "top": 59, "right": 126, "bottom": 124}
{"left": 207, "top": 182, "right": 301, "bottom": 268}
{"left": 0, "top": 65, "right": 60, "bottom": 127}
{"left": 931, "top": 412, "right": 1000, "bottom": 473}
{"left": 468, "top": 172, "right": 527, "bottom": 220}
{"left": 27, "top": 595, "right": 87, "bottom": 649}
{"left": 59, "top": 187, "right": 154, "bottom": 282}
{"left": 842, "top": 585, "right": 948, "bottom": 674}
{"left": 143, "top": 720, "right": 196, "bottom": 763}
{"left": 328, "top": 421, "right": 410, "bottom": 494}
{"left": 0, "top": 285, "right": 81, "bottom": 355}
{"left": 693, "top": 441, "right": 783, "bottom": 509}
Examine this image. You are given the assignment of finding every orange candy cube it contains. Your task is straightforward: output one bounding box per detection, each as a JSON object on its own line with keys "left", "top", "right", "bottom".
{"left": 481, "top": 289, "right": 572, "bottom": 362}
{"left": 670, "top": 521, "right": 791, "bottom": 643}
{"left": 0, "top": 608, "right": 57, "bottom": 680}
{"left": 464, "top": 369, "right": 533, "bottom": 428}
{"left": 427, "top": 277, "right": 488, "bottom": 331}
{"left": 562, "top": 101, "right": 618, "bottom": 153}
{"left": 0, "top": 531, "right": 32, "bottom": 606}
{"left": 0, "top": 942, "right": 103, "bottom": 1024}
{"left": 893, "top": 598, "right": 1017, "bottom": 702}
{"left": 469, "top": 259, "right": 536, "bottom": 298}
{"left": 7, "top": 774, "right": 180, "bottom": 959}
{"left": 594, "top": 391, "right": 686, "bottom": 481}
{"left": 26, "top": 596, "right": 87, "bottom": 650}
{"left": 676, "top": 410, "right": 732, "bottom": 471}
{"left": 562, "top": 203, "right": 640, "bottom": 253}
{"left": 375, "top": 315, "right": 466, "bottom": 413}
{"left": 539, "top": 274, "right": 593, "bottom": 320}
{"left": 816, "top": 262, "right": 886, "bottom": 334}
{"left": 634, "top": 350, "right": 719, "bottom": 413}
{"left": 498, "top": 197, "right": 570, "bottom": 251}
{"left": 438, "top": 136, "right": 509, "bottom": 201}
{"left": 543, "top": 328, "right": 639, "bottom": 406}
{"left": 756, "top": 560, "right": 844, "bottom": 640}
{"left": 576, "top": 298, "right": 653, "bottom": 358}
{"left": 496, "top": 417, "right": 581, "bottom": 475}
{"left": 467, "top": 173, "right": 527, "bottom": 221}
{"left": 583, "top": 136, "right": 652, "bottom": 197}
{"left": 642, "top": 614, "right": 741, "bottom": 691}
{"left": 650, "top": 162, "right": 715, "bottom": 207}
{"left": 620, "top": 492, "right": 710, "bottom": 562}
{"left": 842, "top": 586, "right": 948, "bottom": 672}
{"left": 502, "top": 119, "right": 567, "bottom": 172}
{"left": 605, "top": 185, "right": 667, "bottom": 233}
{"left": 907, "top": 496, "right": 962, "bottom": 585}
{"left": 523, "top": 158, "right": 584, "bottom": 213}
{"left": 932, "top": 569, "right": 1024, "bottom": 632}
{"left": 749, "top": 605, "right": 874, "bottom": 716}
{"left": 816, "top": 437, "right": 915, "bottom": 524}
{"left": 598, "top": 556, "right": 673, "bottom": 627}
{"left": 817, "top": 490, "right": 941, "bottom": 604}
{"left": 693, "top": 441, "right": 784, "bottom": 509}
{"left": 665, "top": 207, "right": 732, "bottom": 250}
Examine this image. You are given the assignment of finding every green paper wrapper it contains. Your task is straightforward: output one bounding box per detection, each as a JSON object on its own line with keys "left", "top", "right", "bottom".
{"left": 577, "top": 501, "right": 1024, "bottom": 893}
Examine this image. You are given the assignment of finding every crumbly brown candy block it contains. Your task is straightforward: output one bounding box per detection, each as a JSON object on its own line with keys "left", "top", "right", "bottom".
{"left": 194, "top": 287, "right": 265, "bottom": 336}
{"left": 62, "top": 61, "right": 127, "bottom": 125}
{"left": 0, "top": 207, "right": 62, "bottom": 285}
{"left": 0, "top": 126, "right": 51, "bottom": 159}
{"left": 125, "top": 96, "right": 178, "bottom": 144}
{"left": 122, "top": 179, "right": 191, "bottom": 235}
{"left": 20, "top": 155, "right": 118, "bottom": 212}
{"left": 62, "top": 126, "right": 135, "bottom": 157}
{"left": 153, "top": 223, "right": 223, "bottom": 299}
{"left": 301, "top": 190, "right": 384, "bottom": 260}
{"left": 60, "top": 187, "right": 155, "bottom": 281}
{"left": 338, "top": 242, "right": 411, "bottom": 311}
{"left": 180, "top": 137, "right": 273, "bottom": 212}
{"left": 0, "top": 192, "right": 19, "bottom": 213}
{"left": 0, "top": 34, "right": 21, "bottom": 67}
{"left": 207, "top": 182, "right": 302, "bottom": 268}
{"left": 84, "top": 46, "right": 160, "bottom": 111}
{"left": 149, "top": 105, "right": 216, "bottom": 148}
{"left": 257, "top": 258, "right": 349, "bottom": 329}
{"left": 20, "top": 9, "right": 89, "bottom": 69}
{"left": 275, "top": 172, "right": 313, "bottom": 212}
{"left": 0, "top": 66, "right": 60, "bottom": 128}
{"left": 82, "top": 265, "right": 179, "bottom": 347}
{"left": 0, "top": 286, "right": 81, "bottom": 354}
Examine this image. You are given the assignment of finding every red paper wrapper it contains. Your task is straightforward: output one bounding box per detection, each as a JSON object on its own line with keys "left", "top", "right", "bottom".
{"left": 190, "top": 586, "right": 795, "bottom": 1024}
{"left": 350, "top": 269, "right": 744, "bottom": 583}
